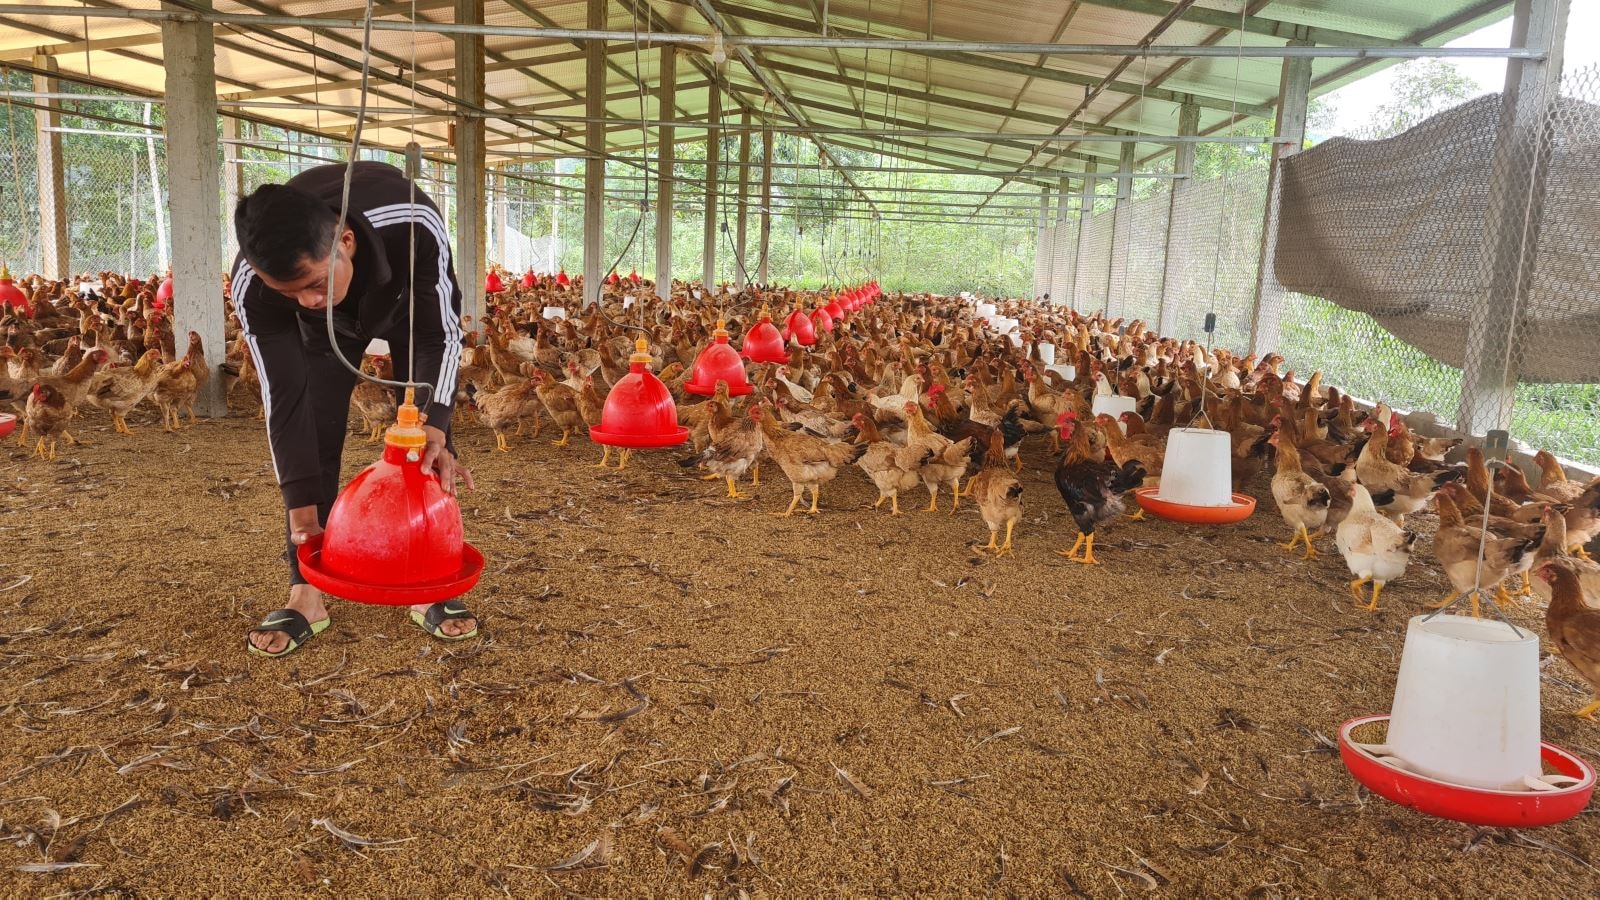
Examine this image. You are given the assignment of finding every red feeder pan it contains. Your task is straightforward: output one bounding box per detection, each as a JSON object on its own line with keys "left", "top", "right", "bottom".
{"left": 1339, "top": 715, "right": 1595, "bottom": 828}
{"left": 685, "top": 321, "right": 753, "bottom": 397}
{"left": 485, "top": 270, "right": 505, "bottom": 293}
{"left": 783, "top": 308, "right": 817, "bottom": 346}
{"left": 589, "top": 338, "right": 690, "bottom": 448}
{"left": 0, "top": 266, "right": 30, "bottom": 316}
{"left": 296, "top": 398, "right": 483, "bottom": 606}
{"left": 741, "top": 309, "right": 789, "bottom": 364}
{"left": 1133, "top": 486, "right": 1256, "bottom": 524}
{"left": 0, "top": 413, "right": 15, "bottom": 439}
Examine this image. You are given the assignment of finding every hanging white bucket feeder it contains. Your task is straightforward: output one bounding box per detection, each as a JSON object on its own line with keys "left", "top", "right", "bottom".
{"left": 1036, "top": 343, "right": 1057, "bottom": 366}
{"left": 542, "top": 306, "right": 567, "bottom": 321}
{"left": 977, "top": 301, "right": 997, "bottom": 319}
{"left": 1091, "top": 394, "right": 1138, "bottom": 433}
{"left": 1155, "top": 427, "right": 1232, "bottom": 506}
{"left": 365, "top": 339, "right": 391, "bottom": 357}
{"left": 1385, "top": 615, "right": 1541, "bottom": 790}
{"left": 1007, "top": 332, "right": 1023, "bottom": 348}
{"left": 1046, "top": 363, "right": 1077, "bottom": 383}
{"left": 623, "top": 295, "right": 636, "bottom": 310}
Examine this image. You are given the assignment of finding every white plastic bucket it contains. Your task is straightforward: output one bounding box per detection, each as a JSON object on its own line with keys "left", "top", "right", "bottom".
{"left": 977, "top": 302, "right": 997, "bottom": 319}
{"left": 623, "top": 295, "right": 635, "bottom": 310}
{"left": 1046, "top": 363, "right": 1076, "bottom": 383}
{"left": 1386, "top": 615, "right": 1541, "bottom": 790}
{"left": 365, "top": 339, "right": 390, "bottom": 356}
{"left": 1155, "top": 427, "right": 1232, "bottom": 505}
{"left": 1091, "top": 394, "right": 1138, "bottom": 434}
{"left": 542, "top": 306, "right": 567, "bottom": 320}
{"left": 1036, "top": 343, "right": 1056, "bottom": 366}
{"left": 1007, "top": 332, "right": 1023, "bottom": 347}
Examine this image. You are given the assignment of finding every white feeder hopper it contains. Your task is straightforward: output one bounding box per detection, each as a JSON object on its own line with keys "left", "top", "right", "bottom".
{"left": 1154, "top": 427, "right": 1232, "bottom": 505}
{"left": 1036, "top": 343, "right": 1057, "bottom": 366}
{"left": 1385, "top": 615, "right": 1542, "bottom": 791}
{"left": 1091, "top": 394, "right": 1138, "bottom": 433}
{"left": 977, "top": 301, "right": 997, "bottom": 319}
{"left": 542, "top": 306, "right": 567, "bottom": 320}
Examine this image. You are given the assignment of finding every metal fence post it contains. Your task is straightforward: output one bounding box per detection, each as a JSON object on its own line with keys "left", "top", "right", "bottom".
{"left": 654, "top": 44, "right": 675, "bottom": 286}
{"left": 734, "top": 111, "right": 751, "bottom": 289}
{"left": 1247, "top": 48, "right": 1312, "bottom": 356}
{"left": 579, "top": 0, "right": 604, "bottom": 305}
{"left": 1459, "top": 0, "right": 1571, "bottom": 436}
{"left": 1155, "top": 102, "right": 1198, "bottom": 337}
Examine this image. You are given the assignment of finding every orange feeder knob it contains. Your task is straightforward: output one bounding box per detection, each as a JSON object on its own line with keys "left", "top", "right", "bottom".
{"left": 685, "top": 319, "right": 753, "bottom": 396}
{"left": 740, "top": 306, "right": 788, "bottom": 364}
{"left": 0, "top": 266, "right": 32, "bottom": 316}
{"left": 296, "top": 393, "right": 484, "bottom": 605}
{"left": 589, "top": 338, "right": 690, "bottom": 448}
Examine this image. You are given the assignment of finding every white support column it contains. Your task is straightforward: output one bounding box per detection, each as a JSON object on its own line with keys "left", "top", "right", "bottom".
{"left": 701, "top": 80, "right": 721, "bottom": 290}
{"left": 1156, "top": 102, "right": 1198, "bottom": 337}
{"left": 1247, "top": 48, "right": 1313, "bottom": 355}
{"left": 160, "top": 0, "right": 225, "bottom": 417}
{"left": 1459, "top": 0, "right": 1570, "bottom": 436}
{"left": 454, "top": 0, "right": 487, "bottom": 318}
{"left": 758, "top": 127, "right": 773, "bottom": 286}
{"left": 1035, "top": 186, "right": 1052, "bottom": 301}
{"left": 734, "top": 111, "right": 751, "bottom": 290}
{"left": 494, "top": 169, "right": 511, "bottom": 268}
{"left": 221, "top": 116, "right": 242, "bottom": 259}
{"left": 581, "top": 0, "right": 606, "bottom": 305}
{"left": 32, "top": 56, "right": 68, "bottom": 279}
{"left": 654, "top": 44, "right": 675, "bottom": 289}
{"left": 1070, "top": 162, "right": 1097, "bottom": 311}
{"left": 1106, "top": 142, "right": 1135, "bottom": 317}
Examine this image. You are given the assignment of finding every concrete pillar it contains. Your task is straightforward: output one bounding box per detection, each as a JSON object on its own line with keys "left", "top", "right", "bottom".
{"left": 581, "top": 0, "right": 606, "bottom": 305}
{"left": 758, "top": 127, "right": 773, "bottom": 286}
{"left": 701, "top": 80, "right": 721, "bottom": 290}
{"left": 1107, "top": 142, "right": 1136, "bottom": 317}
{"left": 1035, "top": 186, "right": 1052, "bottom": 301}
{"left": 1247, "top": 48, "right": 1313, "bottom": 355}
{"left": 494, "top": 169, "right": 511, "bottom": 267}
{"left": 221, "top": 116, "right": 242, "bottom": 259}
{"left": 654, "top": 44, "right": 675, "bottom": 289}
{"left": 1070, "top": 161, "right": 1097, "bottom": 311}
{"left": 734, "top": 112, "right": 751, "bottom": 290}
{"left": 454, "top": 0, "right": 487, "bottom": 318}
{"left": 1459, "top": 0, "right": 1570, "bottom": 436}
{"left": 32, "top": 56, "right": 68, "bottom": 279}
{"left": 1156, "top": 102, "right": 1199, "bottom": 337}
{"left": 160, "top": 0, "right": 225, "bottom": 417}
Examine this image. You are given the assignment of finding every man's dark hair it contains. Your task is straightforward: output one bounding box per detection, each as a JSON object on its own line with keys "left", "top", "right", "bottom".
{"left": 234, "top": 184, "right": 340, "bottom": 280}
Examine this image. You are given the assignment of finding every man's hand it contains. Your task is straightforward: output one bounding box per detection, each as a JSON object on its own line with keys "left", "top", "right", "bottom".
{"left": 421, "top": 424, "right": 475, "bottom": 495}
{"left": 288, "top": 504, "right": 324, "bottom": 546}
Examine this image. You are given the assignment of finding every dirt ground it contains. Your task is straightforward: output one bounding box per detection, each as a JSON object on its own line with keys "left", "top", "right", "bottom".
{"left": 1, "top": 409, "right": 1598, "bottom": 897}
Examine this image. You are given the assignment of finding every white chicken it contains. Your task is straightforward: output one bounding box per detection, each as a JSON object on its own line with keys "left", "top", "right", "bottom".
{"left": 1336, "top": 483, "right": 1418, "bottom": 612}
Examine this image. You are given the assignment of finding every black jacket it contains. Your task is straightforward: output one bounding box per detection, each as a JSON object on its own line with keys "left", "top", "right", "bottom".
{"left": 231, "top": 162, "right": 463, "bottom": 509}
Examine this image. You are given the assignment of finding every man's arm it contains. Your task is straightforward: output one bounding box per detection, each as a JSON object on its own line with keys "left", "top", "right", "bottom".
{"left": 231, "top": 257, "right": 328, "bottom": 509}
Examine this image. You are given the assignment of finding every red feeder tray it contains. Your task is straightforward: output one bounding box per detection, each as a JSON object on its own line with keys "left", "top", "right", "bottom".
{"left": 590, "top": 339, "right": 690, "bottom": 448}
{"left": 0, "top": 266, "right": 30, "bottom": 316}
{"left": 1339, "top": 714, "right": 1595, "bottom": 828}
{"left": 740, "top": 310, "right": 789, "bottom": 364}
{"left": 685, "top": 322, "right": 753, "bottom": 397}
{"left": 1134, "top": 486, "right": 1256, "bottom": 524}
{"left": 295, "top": 400, "right": 483, "bottom": 606}
{"left": 0, "top": 413, "right": 15, "bottom": 439}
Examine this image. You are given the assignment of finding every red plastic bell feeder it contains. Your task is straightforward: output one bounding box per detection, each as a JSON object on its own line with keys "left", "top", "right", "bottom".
{"left": 556, "top": 268, "right": 571, "bottom": 288}
{"left": 741, "top": 307, "right": 789, "bottom": 364}
{"left": 296, "top": 391, "right": 484, "bottom": 606}
{"left": 783, "top": 307, "right": 817, "bottom": 347}
{"left": 156, "top": 270, "right": 175, "bottom": 304}
{"left": 485, "top": 270, "right": 505, "bottom": 293}
{"left": 607, "top": 271, "right": 621, "bottom": 286}
{"left": 811, "top": 303, "right": 835, "bottom": 334}
{"left": 0, "top": 266, "right": 31, "bottom": 316}
{"left": 685, "top": 320, "right": 754, "bottom": 397}
{"left": 521, "top": 269, "right": 537, "bottom": 289}
{"left": 0, "top": 413, "right": 15, "bottom": 439}
{"left": 628, "top": 269, "right": 642, "bottom": 285}
{"left": 589, "top": 338, "right": 690, "bottom": 448}
{"left": 825, "top": 295, "right": 845, "bottom": 321}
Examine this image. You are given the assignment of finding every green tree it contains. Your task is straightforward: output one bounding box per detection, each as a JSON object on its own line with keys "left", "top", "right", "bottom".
{"left": 1370, "top": 59, "right": 1478, "bottom": 138}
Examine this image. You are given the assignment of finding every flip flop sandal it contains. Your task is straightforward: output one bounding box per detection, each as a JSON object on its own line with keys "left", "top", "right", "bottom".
{"left": 246, "top": 608, "right": 331, "bottom": 659}
{"left": 410, "top": 599, "right": 480, "bottom": 641}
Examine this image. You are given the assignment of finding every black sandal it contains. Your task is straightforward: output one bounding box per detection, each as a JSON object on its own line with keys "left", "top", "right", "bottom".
{"left": 246, "top": 609, "right": 331, "bottom": 659}
{"left": 409, "top": 600, "right": 480, "bottom": 641}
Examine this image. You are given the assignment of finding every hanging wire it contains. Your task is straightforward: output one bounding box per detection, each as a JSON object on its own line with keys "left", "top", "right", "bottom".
{"left": 2, "top": 69, "right": 34, "bottom": 271}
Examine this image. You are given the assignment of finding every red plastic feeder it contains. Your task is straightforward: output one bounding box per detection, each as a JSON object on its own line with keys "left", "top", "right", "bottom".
{"left": 1339, "top": 715, "right": 1594, "bottom": 828}
{"left": 0, "top": 413, "right": 15, "bottom": 439}
{"left": 485, "top": 270, "right": 505, "bottom": 293}
{"left": 607, "top": 271, "right": 621, "bottom": 285}
{"left": 556, "top": 269, "right": 571, "bottom": 288}
{"left": 1134, "top": 486, "right": 1256, "bottom": 524}
{"left": 589, "top": 338, "right": 690, "bottom": 448}
{"left": 783, "top": 308, "right": 817, "bottom": 347}
{"left": 521, "top": 269, "right": 536, "bottom": 289}
{"left": 296, "top": 396, "right": 483, "bottom": 606}
{"left": 628, "top": 269, "right": 641, "bottom": 285}
{"left": 685, "top": 321, "right": 753, "bottom": 397}
{"left": 156, "top": 271, "right": 175, "bottom": 303}
{"left": 825, "top": 296, "right": 845, "bottom": 320}
{"left": 0, "top": 266, "right": 31, "bottom": 316}
{"left": 811, "top": 305, "right": 835, "bottom": 333}
{"left": 741, "top": 309, "right": 789, "bottom": 364}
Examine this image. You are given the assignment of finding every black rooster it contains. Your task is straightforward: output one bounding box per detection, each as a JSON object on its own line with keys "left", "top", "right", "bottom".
{"left": 1054, "top": 413, "right": 1147, "bottom": 566}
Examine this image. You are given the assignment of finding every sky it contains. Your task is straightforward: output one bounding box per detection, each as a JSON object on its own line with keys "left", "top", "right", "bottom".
{"left": 1323, "top": 2, "right": 1600, "bottom": 135}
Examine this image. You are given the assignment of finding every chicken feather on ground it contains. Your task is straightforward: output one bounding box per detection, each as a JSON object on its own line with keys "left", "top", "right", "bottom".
{"left": 1538, "top": 559, "right": 1600, "bottom": 721}
{"left": 753, "top": 403, "right": 866, "bottom": 516}
{"left": 1335, "top": 484, "right": 1417, "bottom": 611}
{"left": 965, "top": 430, "right": 1023, "bottom": 556}
{"left": 850, "top": 413, "right": 931, "bottom": 517}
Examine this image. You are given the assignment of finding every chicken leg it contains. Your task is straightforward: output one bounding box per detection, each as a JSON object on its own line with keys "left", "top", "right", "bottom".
{"left": 1574, "top": 698, "right": 1600, "bottom": 721}
{"left": 593, "top": 446, "right": 614, "bottom": 468}
{"left": 923, "top": 485, "right": 941, "bottom": 513}
{"left": 751, "top": 463, "right": 760, "bottom": 486}
{"left": 773, "top": 486, "right": 805, "bottom": 517}
{"left": 807, "top": 485, "right": 822, "bottom": 515}
{"left": 552, "top": 427, "right": 572, "bottom": 448}
{"left": 992, "top": 521, "right": 1016, "bottom": 557}
{"left": 725, "top": 476, "right": 752, "bottom": 500}
{"left": 1057, "top": 531, "right": 1097, "bottom": 564}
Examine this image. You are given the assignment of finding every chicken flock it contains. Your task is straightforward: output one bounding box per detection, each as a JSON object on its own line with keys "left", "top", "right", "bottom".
{"left": 2, "top": 266, "right": 1599, "bottom": 721}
